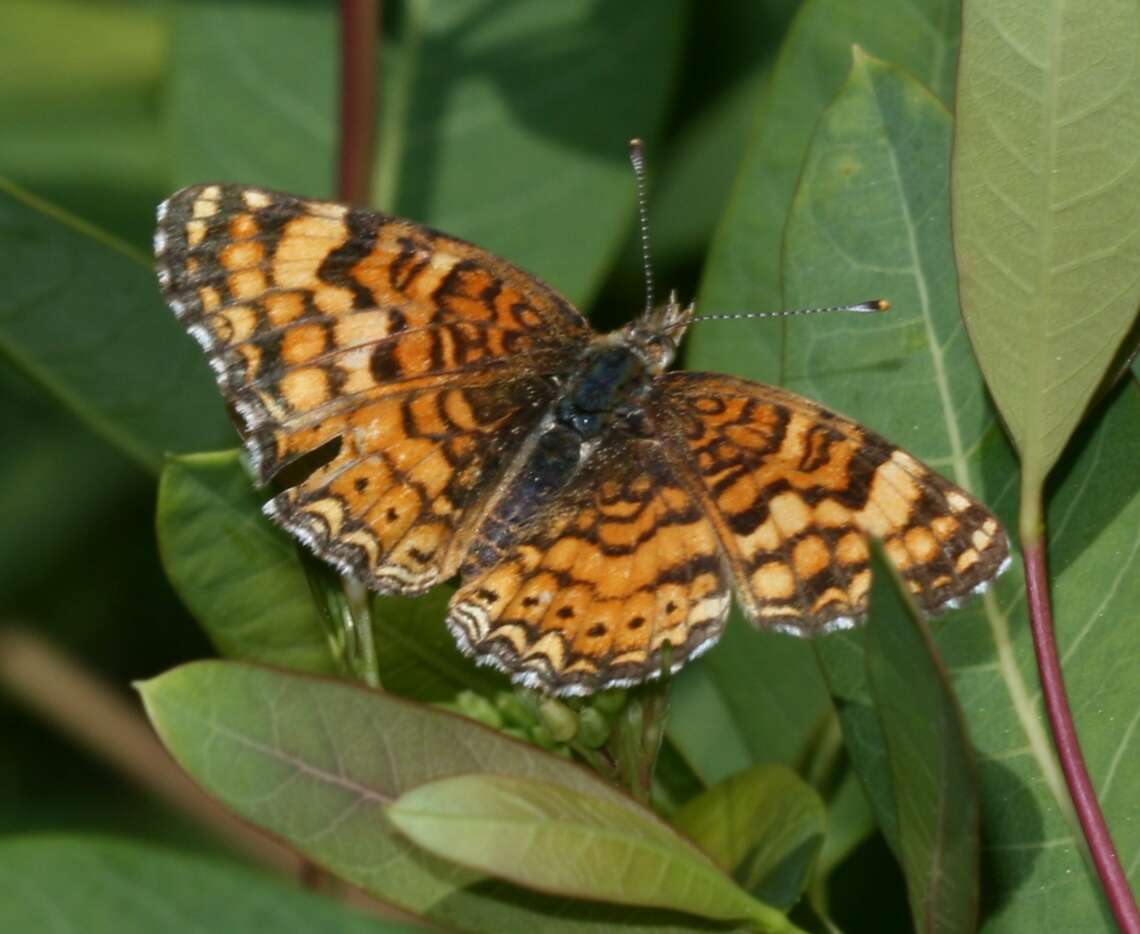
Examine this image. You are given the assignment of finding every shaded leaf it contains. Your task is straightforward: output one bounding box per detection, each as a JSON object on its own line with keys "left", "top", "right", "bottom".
{"left": 374, "top": 0, "right": 684, "bottom": 308}
{"left": 952, "top": 0, "right": 1140, "bottom": 485}
{"left": 2, "top": 0, "right": 165, "bottom": 246}
{"left": 0, "top": 835, "right": 412, "bottom": 933}
{"left": 390, "top": 773, "right": 795, "bottom": 930}
{"left": 0, "top": 181, "right": 232, "bottom": 470}
{"left": 782, "top": 49, "right": 1138, "bottom": 932}
{"left": 138, "top": 661, "right": 749, "bottom": 932}
{"left": 672, "top": 765, "right": 825, "bottom": 910}
{"left": 170, "top": 1, "right": 338, "bottom": 196}
{"left": 372, "top": 587, "right": 508, "bottom": 703}
{"left": 157, "top": 450, "right": 336, "bottom": 674}
{"left": 864, "top": 545, "right": 980, "bottom": 934}
{"left": 669, "top": 1, "right": 963, "bottom": 854}
{"left": 690, "top": 0, "right": 960, "bottom": 382}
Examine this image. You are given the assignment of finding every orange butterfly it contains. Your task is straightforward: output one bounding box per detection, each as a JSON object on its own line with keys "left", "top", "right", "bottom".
{"left": 155, "top": 175, "right": 1008, "bottom": 695}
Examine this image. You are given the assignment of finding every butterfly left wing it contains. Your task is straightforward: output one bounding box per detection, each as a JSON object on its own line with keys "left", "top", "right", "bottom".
{"left": 446, "top": 436, "right": 731, "bottom": 695}
{"left": 154, "top": 184, "right": 590, "bottom": 592}
{"left": 648, "top": 372, "right": 1009, "bottom": 633}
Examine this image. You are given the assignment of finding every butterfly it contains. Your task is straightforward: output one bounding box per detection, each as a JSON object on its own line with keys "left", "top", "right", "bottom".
{"left": 154, "top": 179, "right": 1009, "bottom": 696}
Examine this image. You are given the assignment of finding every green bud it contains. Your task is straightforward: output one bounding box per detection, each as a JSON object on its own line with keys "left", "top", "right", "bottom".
{"left": 455, "top": 690, "right": 503, "bottom": 729}
{"left": 528, "top": 723, "right": 559, "bottom": 749}
{"left": 537, "top": 698, "right": 579, "bottom": 742}
{"left": 495, "top": 691, "right": 537, "bottom": 728}
{"left": 591, "top": 688, "right": 628, "bottom": 717}
{"left": 577, "top": 706, "right": 611, "bottom": 748}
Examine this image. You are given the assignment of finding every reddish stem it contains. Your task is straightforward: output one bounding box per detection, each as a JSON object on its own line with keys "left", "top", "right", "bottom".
{"left": 1024, "top": 539, "right": 1140, "bottom": 932}
{"left": 337, "top": 0, "right": 380, "bottom": 204}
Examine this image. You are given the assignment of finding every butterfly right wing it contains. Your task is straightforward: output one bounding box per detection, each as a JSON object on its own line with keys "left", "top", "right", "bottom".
{"left": 649, "top": 372, "right": 1009, "bottom": 632}
{"left": 155, "top": 184, "right": 589, "bottom": 592}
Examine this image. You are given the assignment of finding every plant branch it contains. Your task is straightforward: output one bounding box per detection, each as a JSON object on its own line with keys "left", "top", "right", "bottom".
{"left": 1022, "top": 531, "right": 1140, "bottom": 932}
{"left": 337, "top": 0, "right": 380, "bottom": 204}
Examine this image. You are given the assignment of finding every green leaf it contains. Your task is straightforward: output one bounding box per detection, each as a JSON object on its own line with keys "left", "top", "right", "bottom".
{"left": 782, "top": 49, "right": 1139, "bottom": 931}
{"left": 672, "top": 765, "right": 825, "bottom": 910}
{"left": 0, "top": 182, "right": 233, "bottom": 471}
{"left": 157, "top": 450, "right": 336, "bottom": 674}
{"left": 138, "top": 661, "right": 750, "bottom": 932}
{"left": 668, "top": 619, "right": 831, "bottom": 786}
{"left": 690, "top": 0, "right": 960, "bottom": 382}
{"left": 170, "top": 1, "right": 338, "bottom": 196}
{"left": 952, "top": 0, "right": 1140, "bottom": 490}
{"left": 2, "top": 0, "right": 165, "bottom": 246}
{"left": 390, "top": 773, "right": 796, "bottom": 931}
{"left": 0, "top": 835, "right": 412, "bottom": 933}
{"left": 864, "top": 546, "right": 980, "bottom": 934}
{"left": 670, "top": 0, "right": 963, "bottom": 847}
{"left": 374, "top": 0, "right": 684, "bottom": 308}
{"left": 372, "top": 587, "right": 508, "bottom": 702}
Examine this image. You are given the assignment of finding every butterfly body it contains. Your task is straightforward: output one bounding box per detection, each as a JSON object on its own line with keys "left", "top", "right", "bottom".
{"left": 155, "top": 183, "right": 1009, "bottom": 695}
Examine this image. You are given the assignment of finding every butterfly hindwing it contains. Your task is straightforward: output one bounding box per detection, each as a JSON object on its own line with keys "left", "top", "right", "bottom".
{"left": 649, "top": 372, "right": 1009, "bottom": 632}
{"left": 446, "top": 435, "right": 731, "bottom": 695}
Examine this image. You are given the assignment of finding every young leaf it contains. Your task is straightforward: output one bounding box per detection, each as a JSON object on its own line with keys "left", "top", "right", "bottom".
{"left": 138, "top": 661, "right": 748, "bottom": 933}
{"left": 784, "top": 49, "right": 1140, "bottom": 931}
{"left": 157, "top": 450, "right": 336, "bottom": 674}
{"left": 390, "top": 773, "right": 797, "bottom": 931}
{"left": 0, "top": 182, "right": 232, "bottom": 471}
{"left": 953, "top": 0, "right": 1140, "bottom": 494}
{"left": 0, "top": 835, "right": 413, "bottom": 933}
{"left": 864, "top": 545, "right": 980, "bottom": 934}
{"left": 671, "top": 764, "right": 825, "bottom": 910}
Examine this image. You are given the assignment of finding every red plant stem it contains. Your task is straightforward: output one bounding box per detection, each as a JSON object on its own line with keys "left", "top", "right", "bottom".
{"left": 337, "top": 0, "right": 380, "bottom": 204}
{"left": 1023, "top": 539, "right": 1140, "bottom": 932}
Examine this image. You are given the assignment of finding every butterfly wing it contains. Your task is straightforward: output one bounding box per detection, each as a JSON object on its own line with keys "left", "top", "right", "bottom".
{"left": 155, "top": 184, "right": 590, "bottom": 592}
{"left": 446, "top": 436, "right": 731, "bottom": 695}
{"left": 648, "top": 372, "right": 1009, "bottom": 632}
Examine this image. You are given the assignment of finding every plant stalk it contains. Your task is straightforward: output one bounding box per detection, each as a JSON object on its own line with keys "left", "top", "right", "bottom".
{"left": 1022, "top": 515, "right": 1140, "bottom": 932}
{"left": 337, "top": 0, "right": 380, "bottom": 204}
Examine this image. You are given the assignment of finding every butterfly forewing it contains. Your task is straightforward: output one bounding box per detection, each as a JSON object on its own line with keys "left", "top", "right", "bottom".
{"left": 154, "top": 184, "right": 590, "bottom": 480}
{"left": 155, "top": 184, "right": 589, "bottom": 592}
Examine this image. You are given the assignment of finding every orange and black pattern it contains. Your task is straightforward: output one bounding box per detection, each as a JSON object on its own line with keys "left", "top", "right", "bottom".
{"left": 156, "top": 183, "right": 1010, "bottom": 695}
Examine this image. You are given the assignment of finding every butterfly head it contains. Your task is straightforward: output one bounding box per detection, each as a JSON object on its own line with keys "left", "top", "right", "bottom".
{"left": 623, "top": 289, "right": 693, "bottom": 374}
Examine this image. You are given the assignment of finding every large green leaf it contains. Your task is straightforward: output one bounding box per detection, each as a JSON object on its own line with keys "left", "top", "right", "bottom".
{"left": 690, "top": 0, "right": 960, "bottom": 382}
{"left": 169, "top": 0, "right": 338, "bottom": 196}
{"left": 864, "top": 547, "right": 980, "bottom": 934}
{"left": 374, "top": 0, "right": 684, "bottom": 308}
{"left": 139, "top": 661, "right": 748, "bottom": 932}
{"left": 157, "top": 450, "right": 336, "bottom": 674}
{"left": 952, "top": 0, "right": 1140, "bottom": 491}
{"left": 671, "top": 765, "right": 825, "bottom": 910}
{"left": 783, "top": 51, "right": 1138, "bottom": 931}
{"left": 0, "top": 181, "right": 232, "bottom": 471}
{"left": 0, "top": 835, "right": 412, "bottom": 933}
{"left": 668, "top": 0, "right": 963, "bottom": 836}
{"left": 390, "top": 773, "right": 794, "bottom": 931}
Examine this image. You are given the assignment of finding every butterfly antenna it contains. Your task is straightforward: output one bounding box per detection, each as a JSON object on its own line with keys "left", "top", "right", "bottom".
{"left": 629, "top": 138, "right": 655, "bottom": 316}
{"left": 690, "top": 299, "right": 890, "bottom": 322}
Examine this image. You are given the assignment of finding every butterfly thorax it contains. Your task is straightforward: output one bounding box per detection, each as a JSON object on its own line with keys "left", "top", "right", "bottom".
{"left": 555, "top": 337, "right": 652, "bottom": 438}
